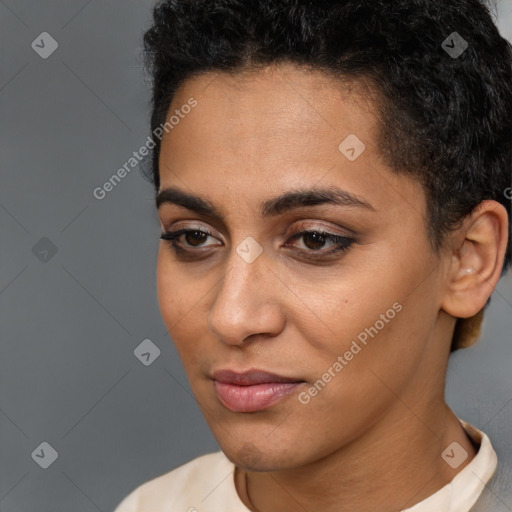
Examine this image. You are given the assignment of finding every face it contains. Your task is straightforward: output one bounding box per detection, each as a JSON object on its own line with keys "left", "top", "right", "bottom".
{"left": 156, "top": 63, "right": 449, "bottom": 471}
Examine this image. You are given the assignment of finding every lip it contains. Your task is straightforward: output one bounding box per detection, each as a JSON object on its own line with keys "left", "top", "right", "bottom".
{"left": 212, "top": 369, "right": 305, "bottom": 412}
{"left": 212, "top": 369, "right": 303, "bottom": 385}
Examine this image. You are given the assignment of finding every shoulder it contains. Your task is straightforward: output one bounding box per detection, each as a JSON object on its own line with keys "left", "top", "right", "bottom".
{"left": 113, "top": 451, "right": 236, "bottom": 511}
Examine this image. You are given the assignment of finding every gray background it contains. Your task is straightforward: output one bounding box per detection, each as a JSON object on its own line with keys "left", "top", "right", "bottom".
{"left": 0, "top": 1, "right": 511, "bottom": 511}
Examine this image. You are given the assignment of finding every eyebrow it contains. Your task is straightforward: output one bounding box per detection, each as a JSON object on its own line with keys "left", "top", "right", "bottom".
{"left": 156, "top": 186, "right": 376, "bottom": 220}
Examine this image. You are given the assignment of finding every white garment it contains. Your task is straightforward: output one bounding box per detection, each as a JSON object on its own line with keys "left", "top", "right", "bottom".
{"left": 113, "top": 419, "right": 497, "bottom": 512}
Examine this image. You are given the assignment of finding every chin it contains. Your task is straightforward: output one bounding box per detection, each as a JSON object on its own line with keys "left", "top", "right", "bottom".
{"left": 220, "top": 438, "right": 301, "bottom": 472}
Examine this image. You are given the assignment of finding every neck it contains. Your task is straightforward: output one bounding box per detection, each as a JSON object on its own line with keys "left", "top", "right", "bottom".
{"left": 236, "top": 400, "right": 476, "bottom": 512}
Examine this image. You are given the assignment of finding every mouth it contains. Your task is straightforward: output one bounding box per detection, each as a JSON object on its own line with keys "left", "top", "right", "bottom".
{"left": 212, "top": 369, "right": 306, "bottom": 412}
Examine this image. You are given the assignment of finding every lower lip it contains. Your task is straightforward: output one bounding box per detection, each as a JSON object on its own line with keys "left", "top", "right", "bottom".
{"left": 213, "top": 381, "right": 303, "bottom": 412}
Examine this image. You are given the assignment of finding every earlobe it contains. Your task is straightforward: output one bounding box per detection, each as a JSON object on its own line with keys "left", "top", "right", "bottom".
{"left": 441, "top": 200, "right": 509, "bottom": 319}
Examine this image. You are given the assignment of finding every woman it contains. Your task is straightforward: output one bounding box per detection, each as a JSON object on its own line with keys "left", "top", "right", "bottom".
{"left": 114, "top": 0, "right": 512, "bottom": 510}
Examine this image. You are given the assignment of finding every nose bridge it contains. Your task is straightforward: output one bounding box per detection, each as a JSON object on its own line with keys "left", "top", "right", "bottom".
{"left": 207, "top": 241, "right": 278, "bottom": 345}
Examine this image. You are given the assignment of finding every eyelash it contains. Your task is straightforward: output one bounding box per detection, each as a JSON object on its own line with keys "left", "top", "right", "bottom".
{"left": 160, "top": 226, "right": 355, "bottom": 260}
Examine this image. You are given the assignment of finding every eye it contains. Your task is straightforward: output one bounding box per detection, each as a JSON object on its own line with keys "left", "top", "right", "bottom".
{"left": 285, "top": 229, "right": 355, "bottom": 258}
{"left": 160, "top": 226, "right": 355, "bottom": 260}
{"left": 160, "top": 228, "right": 219, "bottom": 249}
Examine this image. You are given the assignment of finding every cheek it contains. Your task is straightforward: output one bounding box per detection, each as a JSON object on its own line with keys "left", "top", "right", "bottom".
{"left": 156, "top": 249, "right": 213, "bottom": 363}
{"left": 294, "top": 251, "right": 435, "bottom": 372}
{"left": 156, "top": 249, "right": 194, "bottom": 337}
{"left": 156, "top": 249, "right": 175, "bottom": 321}
{"left": 284, "top": 268, "right": 399, "bottom": 355}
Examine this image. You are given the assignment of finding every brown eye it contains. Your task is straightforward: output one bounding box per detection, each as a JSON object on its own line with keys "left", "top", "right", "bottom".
{"left": 160, "top": 227, "right": 355, "bottom": 262}
{"left": 160, "top": 228, "right": 219, "bottom": 250}
{"left": 286, "top": 229, "right": 355, "bottom": 260}
{"left": 302, "top": 231, "right": 328, "bottom": 250}
{"left": 184, "top": 230, "right": 209, "bottom": 247}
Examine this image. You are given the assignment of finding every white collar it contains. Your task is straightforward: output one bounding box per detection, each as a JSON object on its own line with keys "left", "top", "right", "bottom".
{"left": 227, "top": 419, "right": 497, "bottom": 512}
{"left": 401, "top": 419, "right": 497, "bottom": 511}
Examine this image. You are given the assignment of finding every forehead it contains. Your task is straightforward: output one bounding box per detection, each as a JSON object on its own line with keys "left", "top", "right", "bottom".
{"left": 194, "top": 62, "right": 372, "bottom": 115}
{"left": 163, "top": 63, "right": 381, "bottom": 167}
{"left": 157, "top": 63, "right": 425, "bottom": 223}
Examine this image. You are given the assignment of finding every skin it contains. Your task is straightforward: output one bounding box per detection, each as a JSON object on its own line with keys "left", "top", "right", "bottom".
{"left": 155, "top": 62, "right": 509, "bottom": 512}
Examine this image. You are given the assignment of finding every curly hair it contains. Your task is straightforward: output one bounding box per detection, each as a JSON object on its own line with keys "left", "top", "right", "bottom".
{"left": 142, "top": 0, "right": 512, "bottom": 352}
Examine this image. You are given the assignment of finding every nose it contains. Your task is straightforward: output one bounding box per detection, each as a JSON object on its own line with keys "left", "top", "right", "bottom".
{"left": 206, "top": 245, "right": 285, "bottom": 346}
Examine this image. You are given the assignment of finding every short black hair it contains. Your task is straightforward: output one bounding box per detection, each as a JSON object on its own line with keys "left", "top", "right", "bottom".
{"left": 142, "top": 0, "right": 512, "bottom": 350}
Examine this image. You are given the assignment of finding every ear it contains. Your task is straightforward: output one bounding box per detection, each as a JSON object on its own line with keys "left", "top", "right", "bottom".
{"left": 441, "top": 200, "right": 509, "bottom": 319}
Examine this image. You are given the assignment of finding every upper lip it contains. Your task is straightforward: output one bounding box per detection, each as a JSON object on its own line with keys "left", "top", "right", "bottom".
{"left": 212, "top": 369, "right": 304, "bottom": 386}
